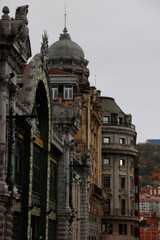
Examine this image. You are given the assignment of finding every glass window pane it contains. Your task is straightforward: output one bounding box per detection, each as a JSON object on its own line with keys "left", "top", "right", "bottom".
{"left": 103, "top": 116, "right": 109, "bottom": 124}
{"left": 104, "top": 158, "right": 110, "bottom": 165}
{"left": 65, "top": 89, "right": 68, "bottom": 99}
{"left": 69, "top": 89, "right": 73, "bottom": 99}
{"left": 104, "top": 137, "right": 110, "bottom": 143}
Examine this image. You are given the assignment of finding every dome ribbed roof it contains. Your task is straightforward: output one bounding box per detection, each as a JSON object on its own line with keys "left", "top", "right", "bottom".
{"left": 48, "top": 28, "right": 85, "bottom": 60}
{"left": 101, "top": 97, "right": 124, "bottom": 114}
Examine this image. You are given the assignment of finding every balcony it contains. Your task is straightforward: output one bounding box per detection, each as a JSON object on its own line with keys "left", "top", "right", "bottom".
{"left": 103, "top": 121, "right": 135, "bottom": 130}
{"left": 102, "top": 143, "right": 138, "bottom": 156}
{"left": 103, "top": 208, "right": 139, "bottom": 220}
{"left": 91, "top": 184, "right": 106, "bottom": 202}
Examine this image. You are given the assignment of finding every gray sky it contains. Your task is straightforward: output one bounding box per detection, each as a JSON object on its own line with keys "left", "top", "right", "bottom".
{"left": 1, "top": 0, "right": 160, "bottom": 143}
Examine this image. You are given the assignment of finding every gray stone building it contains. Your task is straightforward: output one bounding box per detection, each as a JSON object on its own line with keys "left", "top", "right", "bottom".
{"left": 101, "top": 97, "right": 139, "bottom": 240}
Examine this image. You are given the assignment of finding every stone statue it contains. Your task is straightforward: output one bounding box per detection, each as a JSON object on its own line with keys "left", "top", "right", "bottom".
{"left": 14, "top": 6, "right": 29, "bottom": 56}
{"left": 41, "top": 31, "right": 48, "bottom": 64}
{"left": 82, "top": 150, "right": 92, "bottom": 168}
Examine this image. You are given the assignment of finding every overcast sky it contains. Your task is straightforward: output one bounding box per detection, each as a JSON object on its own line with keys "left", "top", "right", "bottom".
{"left": 1, "top": 0, "right": 160, "bottom": 143}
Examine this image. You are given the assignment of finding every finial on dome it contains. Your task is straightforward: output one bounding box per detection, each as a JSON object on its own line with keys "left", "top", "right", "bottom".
{"left": 64, "top": 2, "right": 67, "bottom": 29}
{"left": 63, "top": 2, "right": 68, "bottom": 34}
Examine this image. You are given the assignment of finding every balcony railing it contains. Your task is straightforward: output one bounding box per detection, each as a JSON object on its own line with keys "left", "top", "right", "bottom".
{"left": 103, "top": 208, "right": 138, "bottom": 217}
{"left": 103, "top": 121, "right": 135, "bottom": 130}
{"left": 102, "top": 143, "right": 138, "bottom": 155}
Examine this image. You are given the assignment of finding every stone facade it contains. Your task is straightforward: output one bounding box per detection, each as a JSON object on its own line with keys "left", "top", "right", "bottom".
{"left": 0, "top": 5, "right": 139, "bottom": 240}
{"left": 101, "top": 97, "right": 139, "bottom": 240}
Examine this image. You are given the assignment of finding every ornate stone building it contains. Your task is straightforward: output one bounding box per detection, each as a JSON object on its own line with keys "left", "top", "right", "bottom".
{"left": 0, "top": 5, "right": 139, "bottom": 240}
{"left": 101, "top": 97, "right": 139, "bottom": 240}
{"left": 48, "top": 27, "right": 105, "bottom": 240}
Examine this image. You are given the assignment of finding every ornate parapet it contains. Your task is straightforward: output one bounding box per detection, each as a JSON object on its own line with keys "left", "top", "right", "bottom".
{"left": 0, "top": 6, "right": 31, "bottom": 71}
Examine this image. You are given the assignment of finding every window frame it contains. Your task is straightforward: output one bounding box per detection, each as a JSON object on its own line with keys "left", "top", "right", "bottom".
{"left": 103, "top": 137, "right": 110, "bottom": 144}
{"left": 103, "top": 176, "right": 110, "bottom": 189}
{"left": 104, "top": 158, "right": 110, "bottom": 165}
{"left": 120, "top": 177, "right": 126, "bottom": 189}
{"left": 103, "top": 116, "right": 109, "bottom": 124}
{"left": 63, "top": 86, "right": 73, "bottom": 99}
{"left": 52, "top": 87, "right": 58, "bottom": 100}
{"left": 120, "top": 138, "right": 125, "bottom": 144}
{"left": 120, "top": 159, "right": 125, "bottom": 166}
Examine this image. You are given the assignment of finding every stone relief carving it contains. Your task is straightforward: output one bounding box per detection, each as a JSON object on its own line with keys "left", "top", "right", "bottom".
{"left": 82, "top": 150, "right": 92, "bottom": 168}
{"left": 14, "top": 6, "right": 29, "bottom": 56}
{"left": 40, "top": 31, "right": 48, "bottom": 64}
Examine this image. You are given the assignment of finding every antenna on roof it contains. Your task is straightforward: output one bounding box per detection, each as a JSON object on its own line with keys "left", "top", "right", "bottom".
{"left": 95, "top": 74, "right": 97, "bottom": 88}
{"left": 64, "top": 2, "right": 67, "bottom": 29}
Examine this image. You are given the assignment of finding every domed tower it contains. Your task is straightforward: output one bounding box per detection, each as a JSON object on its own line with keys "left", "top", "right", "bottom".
{"left": 48, "top": 27, "right": 90, "bottom": 85}
{"left": 101, "top": 97, "right": 139, "bottom": 240}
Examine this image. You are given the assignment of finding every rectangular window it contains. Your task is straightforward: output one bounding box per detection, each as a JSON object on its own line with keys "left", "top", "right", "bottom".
{"left": 15, "top": 139, "right": 23, "bottom": 187}
{"left": 104, "top": 176, "right": 110, "bottom": 189}
{"left": 120, "top": 138, "right": 125, "bottom": 144}
{"left": 52, "top": 87, "right": 58, "bottom": 99}
{"left": 104, "top": 158, "right": 110, "bottom": 165}
{"left": 131, "top": 178, "right": 134, "bottom": 189}
{"left": 119, "top": 224, "right": 123, "bottom": 235}
{"left": 124, "top": 224, "right": 127, "bottom": 235}
{"left": 103, "top": 116, "right": 109, "bottom": 124}
{"left": 131, "top": 225, "right": 134, "bottom": 236}
{"left": 64, "top": 86, "right": 73, "bottom": 99}
{"left": 121, "top": 177, "right": 125, "bottom": 189}
{"left": 104, "top": 137, "right": 110, "bottom": 143}
{"left": 50, "top": 161, "right": 57, "bottom": 200}
{"left": 121, "top": 199, "right": 126, "bottom": 215}
{"left": 33, "top": 144, "right": 42, "bottom": 194}
{"left": 120, "top": 159, "right": 125, "bottom": 166}
{"left": 118, "top": 117, "right": 123, "bottom": 125}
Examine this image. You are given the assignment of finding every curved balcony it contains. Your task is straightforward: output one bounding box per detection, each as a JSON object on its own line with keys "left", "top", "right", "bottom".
{"left": 103, "top": 121, "right": 135, "bottom": 130}
{"left": 102, "top": 143, "right": 138, "bottom": 156}
{"left": 103, "top": 208, "right": 139, "bottom": 221}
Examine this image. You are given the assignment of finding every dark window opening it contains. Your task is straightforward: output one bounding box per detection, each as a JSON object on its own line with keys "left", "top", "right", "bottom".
{"left": 121, "top": 178, "right": 125, "bottom": 189}
{"left": 120, "top": 138, "right": 125, "bottom": 144}
{"left": 32, "top": 144, "right": 42, "bottom": 194}
{"left": 31, "top": 215, "right": 40, "bottom": 240}
{"left": 104, "top": 176, "right": 110, "bottom": 189}
{"left": 50, "top": 161, "right": 57, "bottom": 200}
{"left": 119, "top": 224, "right": 123, "bottom": 235}
{"left": 124, "top": 224, "right": 127, "bottom": 235}
{"left": 121, "top": 199, "right": 126, "bottom": 215}
{"left": 14, "top": 139, "right": 23, "bottom": 187}
{"left": 118, "top": 117, "right": 123, "bottom": 125}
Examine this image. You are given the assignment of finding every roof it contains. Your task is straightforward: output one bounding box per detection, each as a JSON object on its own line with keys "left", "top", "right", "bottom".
{"left": 48, "top": 28, "right": 85, "bottom": 61}
{"left": 101, "top": 97, "right": 124, "bottom": 114}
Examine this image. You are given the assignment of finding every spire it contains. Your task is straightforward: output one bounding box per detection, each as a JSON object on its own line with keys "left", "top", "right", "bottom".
{"left": 63, "top": 2, "right": 68, "bottom": 34}
{"left": 64, "top": 2, "right": 67, "bottom": 30}
{"left": 59, "top": 2, "right": 71, "bottom": 40}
